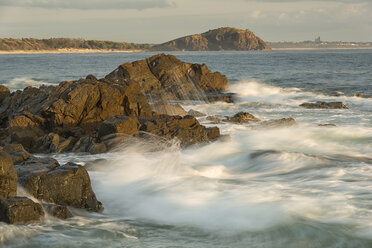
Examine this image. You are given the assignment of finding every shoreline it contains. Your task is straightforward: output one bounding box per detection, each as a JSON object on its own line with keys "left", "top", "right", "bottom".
{"left": 1, "top": 47, "right": 372, "bottom": 54}
{"left": 271, "top": 47, "right": 372, "bottom": 50}
{"left": 0, "top": 48, "right": 146, "bottom": 54}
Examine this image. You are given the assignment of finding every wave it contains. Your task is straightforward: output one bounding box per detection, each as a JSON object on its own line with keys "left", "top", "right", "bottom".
{"left": 5, "top": 77, "right": 57, "bottom": 91}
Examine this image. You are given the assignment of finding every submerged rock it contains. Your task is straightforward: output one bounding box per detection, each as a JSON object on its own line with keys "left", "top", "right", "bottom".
{"left": 300, "top": 101, "right": 348, "bottom": 109}
{"left": 0, "top": 197, "right": 44, "bottom": 224}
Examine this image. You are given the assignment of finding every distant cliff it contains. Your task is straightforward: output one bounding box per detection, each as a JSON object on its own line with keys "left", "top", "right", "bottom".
{"left": 151, "top": 27, "right": 271, "bottom": 51}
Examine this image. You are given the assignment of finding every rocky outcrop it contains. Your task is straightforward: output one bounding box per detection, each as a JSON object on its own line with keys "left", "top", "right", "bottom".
{"left": 151, "top": 27, "right": 271, "bottom": 51}
{"left": 300, "top": 101, "right": 348, "bottom": 109}
{"left": 16, "top": 158, "right": 103, "bottom": 212}
{"left": 0, "top": 150, "right": 18, "bottom": 198}
{"left": 0, "top": 197, "right": 44, "bottom": 224}
{"left": 105, "top": 54, "right": 230, "bottom": 103}
{"left": 0, "top": 54, "right": 222, "bottom": 154}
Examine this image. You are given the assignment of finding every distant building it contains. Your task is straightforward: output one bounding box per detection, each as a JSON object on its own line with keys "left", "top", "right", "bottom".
{"left": 315, "top": 36, "right": 321, "bottom": 43}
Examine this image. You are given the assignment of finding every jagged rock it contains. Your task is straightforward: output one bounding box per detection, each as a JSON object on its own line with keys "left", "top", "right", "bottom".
{"left": 3, "top": 144, "right": 32, "bottom": 164}
{"left": 151, "top": 27, "right": 271, "bottom": 51}
{"left": 98, "top": 116, "right": 140, "bottom": 139}
{"left": 140, "top": 115, "right": 220, "bottom": 146}
{"left": 188, "top": 109, "right": 206, "bottom": 117}
{"left": 16, "top": 158, "right": 103, "bottom": 212}
{"left": 300, "top": 101, "right": 348, "bottom": 109}
{"left": 105, "top": 54, "right": 229, "bottom": 102}
{"left": 0, "top": 150, "right": 18, "bottom": 198}
{"left": 152, "top": 104, "right": 188, "bottom": 116}
{"left": 0, "top": 85, "right": 10, "bottom": 105}
{"left": 0, "top": 197, "right": 44, "bottom": 224}
{"left": 43, "top": 203, "right": 73, "bottom": 219}
{"left": 258, "top": 118, "right": 297, "bottom": 128}
{"left": 225, "top": 112, "right": 260, "bottom": 123}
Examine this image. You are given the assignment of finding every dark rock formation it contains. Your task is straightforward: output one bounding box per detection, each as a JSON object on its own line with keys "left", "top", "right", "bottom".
{"left": 98, "top": 116, "right": 140, "bottom": 139}
{"left": 105, "top": 53, "right": 230, "bottom": 103}
{"left": 225, "top": 112, "right": 260, "bottom": 123}
{"left": 43, "top": 203, "right": 73, "bottom": 219}
{"left": 300, "top": 101, "right": 348, "bottom": 109}
{"left": 16, "top": 159, "right": 103, "bottom": 212}
{"left": 140, "top": 115, "right": 220, "bottom": 146}
{"left": 0, "top": 150, "right": 18, "bottom": 198}
{"left": 0, "top": 197, "right": 44, "bottom": 224}
{"left": 0, "top": 54, "right": 222, "bottom": 154}
{"left": 3, "top": 144, "right": 32, "bottom": 164}
{"left": 151, "top": 27, "right": 271, "bottom": 51}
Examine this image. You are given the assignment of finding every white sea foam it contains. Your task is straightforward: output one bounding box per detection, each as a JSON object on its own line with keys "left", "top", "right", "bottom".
{"left": 6, "top": 77, "right": 57, "bottom": 91}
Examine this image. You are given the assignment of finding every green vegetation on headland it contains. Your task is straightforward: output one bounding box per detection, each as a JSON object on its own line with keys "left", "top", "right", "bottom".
{"left": 0, "top": 38, "right": 150, "bottom": 51}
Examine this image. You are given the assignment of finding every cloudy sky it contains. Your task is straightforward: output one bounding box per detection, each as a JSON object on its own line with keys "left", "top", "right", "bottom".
{"left": 0, "top": 0, "right": 371, "bottom": 43}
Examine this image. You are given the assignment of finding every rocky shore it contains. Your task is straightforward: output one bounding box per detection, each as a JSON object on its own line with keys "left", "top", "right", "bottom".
{"left": 0, "top": 53, "right": 350, "bottom": 225}
{"left": 0, "top": 54, "right": 228, "bottom": 224}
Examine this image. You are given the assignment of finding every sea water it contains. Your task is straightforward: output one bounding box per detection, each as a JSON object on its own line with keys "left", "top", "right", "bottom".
{"left": 0, "top": 50, "right": 371, "bottom": 248}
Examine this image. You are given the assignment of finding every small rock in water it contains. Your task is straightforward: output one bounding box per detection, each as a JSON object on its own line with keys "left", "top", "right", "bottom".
{"left": 224, "top": 112, "right": 260, "bottom": 123}
{"left": 43, "top": 203, "right": 73, "bottom": 219}
{"left": 258, "top": 118, "right": 297, "bottom": 128}
{"left": 300, "top": 101, "right": 348, "bottom": 109}
{"left": 0, "top": 197, "right": 44, "bottom": 224}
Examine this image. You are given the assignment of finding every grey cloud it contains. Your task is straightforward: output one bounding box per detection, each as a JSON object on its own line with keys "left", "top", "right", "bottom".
{"left": 246, "top": 0, "right": 371, "bottom": 2}
{"left": 0, "top": 0, "right": 175, "bottom": 10}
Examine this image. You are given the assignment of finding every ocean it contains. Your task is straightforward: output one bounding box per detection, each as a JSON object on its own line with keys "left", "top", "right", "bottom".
{"left": 0, "top": 50, "right": 371, "bottom": 248}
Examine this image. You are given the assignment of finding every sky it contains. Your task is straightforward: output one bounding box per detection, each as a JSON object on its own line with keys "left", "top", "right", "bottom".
{"left": 0, "top": 0, "right": 371, "bottom": 43}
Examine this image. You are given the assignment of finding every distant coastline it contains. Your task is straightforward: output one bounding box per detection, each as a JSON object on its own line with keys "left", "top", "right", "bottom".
{"left": 0, "top": 48, "right": 145, "bottom": 54}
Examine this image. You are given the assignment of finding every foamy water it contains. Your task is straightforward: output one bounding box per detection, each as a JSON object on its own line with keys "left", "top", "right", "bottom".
{"left": 0, "top": 51, "right": 371, "bottom": 247}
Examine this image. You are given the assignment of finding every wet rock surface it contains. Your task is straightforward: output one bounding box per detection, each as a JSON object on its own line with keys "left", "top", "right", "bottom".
{"left": 0, "top": 197, "right": 44, "bottom": 224}
{"left": 16, "top": 159, "right": 103, "bottom": 212}
{"left": 0, "top": 150, "right": 18, "bottom": 198}
{"left": 224, "top": 112, "right": 260, "bottom": 123}
{"left": 43, "top": 203, "right": 73, "bottom": 219}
